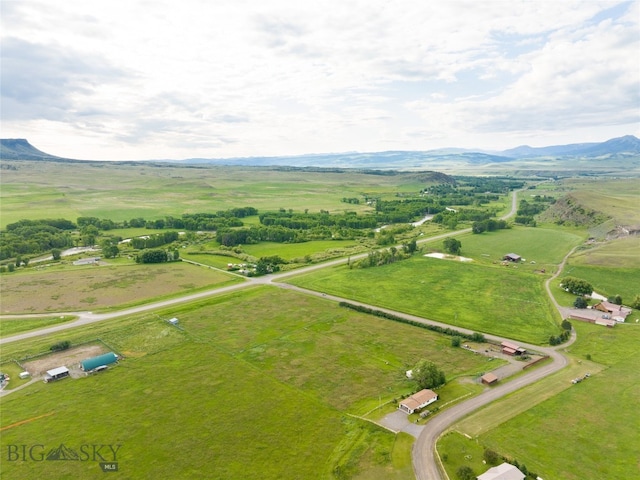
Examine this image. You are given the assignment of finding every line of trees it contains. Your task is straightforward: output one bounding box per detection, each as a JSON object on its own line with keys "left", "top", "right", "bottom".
{"left": 338, "top": 302, "right": 486, "bottom": 342}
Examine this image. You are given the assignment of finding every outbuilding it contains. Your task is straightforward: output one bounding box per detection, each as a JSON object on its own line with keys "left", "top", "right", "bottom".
{"left": 503, "top": 253, "right": 521, "bottom": 262}
{"left": 44, "top": 366, "right": 70, "bottom": 382}
{"left": 501, "top": 341, "right": 526, "bottom": 356}
{"left": 80, "top": 352, "right": 118, "bottom": 372}
{"left": 481, "top": 372, "right": 499, "bottom": 385}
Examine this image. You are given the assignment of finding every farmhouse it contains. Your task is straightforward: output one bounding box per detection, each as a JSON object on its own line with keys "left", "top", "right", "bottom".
{"left": 477, "top": 462, "right": 525, "bottom": 480}
{"left": 593, "top": 301, "right": 632, "bottom": 322}
{"left": 503, "top": 253, "right": 521, "bottom": 262}
{"left": 481, "top": 372, "right": 499, "bottom": 385}
{"left": 398, "top": 389, "right": 438, "bottom": 414}
{"left": 501, "top": 341, "right": 526, "bottom": 356}
{"left": 44, "top": 366, "right": 70, "bottom": 383}
{"left": 80, "top": 352, "right": 118, "bottom": 372}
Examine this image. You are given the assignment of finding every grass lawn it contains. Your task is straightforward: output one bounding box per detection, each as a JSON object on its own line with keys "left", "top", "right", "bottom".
{"left": 0, "top": 261, "right": 242, "bottom": 314}
{"left": 0, "top": 315, "right": 75, "bottom": 338}
{"left": 287, "top": 255, "right": 561, "bottom": 344}
{"left": 0, "top": 286, "right": 491, "bottom": 479}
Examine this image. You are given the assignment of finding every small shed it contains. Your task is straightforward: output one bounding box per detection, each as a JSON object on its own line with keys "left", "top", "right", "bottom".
{"left": 503, "top": 253, "right": 521, "bottom": 262}
{"left": 168, "top": 317, "right": 179, "bottom": 325}
{"left": 80, "top": 352, "right": 118, "bottom": 372}
{"left": 44, "top": 366, "right": 70, "bottom": 382}
{"left": 481, "top": 372, "right": 499, "bottom": 385}
{"left": 19, "top": 371, "right": 30, "bottom": 379}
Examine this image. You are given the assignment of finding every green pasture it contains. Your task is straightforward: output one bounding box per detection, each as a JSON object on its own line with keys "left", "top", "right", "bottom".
{"left": 477, "top": 323, "right": 640, "bottom": 480}
{"left": 0, "top": 315, "right": 75, "bottom": 338}
{"left": 423, "top": 226, "right": 584, "bottom": 270}
{"left": 0, "top": 261, "right": 242, "bottom": 314}
{"left": 0, "top": 162, "right": 450, "bottom": 228}
{"left": 240, "top": 239, "right": 363, "bottom": 261}
{"left": 0, "top": 286, "right": 491, "bottom": 479}
{"left": 287, "top": 255, "right": 561, "bottom": 344}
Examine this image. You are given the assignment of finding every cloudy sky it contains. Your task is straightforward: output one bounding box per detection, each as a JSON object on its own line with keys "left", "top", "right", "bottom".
{"left": 1, "top": 0, "right": 639, "bottom": 160}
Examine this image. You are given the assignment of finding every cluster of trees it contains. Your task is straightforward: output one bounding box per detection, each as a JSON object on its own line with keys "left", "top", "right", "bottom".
{"left": 130, "top": 231, "right": 180, "bottom": 249}
{"left": 0, "top": 219, "right": 76, "bottom": 260}
{"left": 471, "top": 218, "right": 510, "bottom": 234}
{"left": 432, "top": 208, "right": 499, "bottom": 230}
{"left": 549, "top": 329, "right": 571, "bottom": 345}
{"left": 412, "top": 359, "right": 446, "bottom": 389}
{"left": 259, "top": 211, "right": 377, "bottom": 230}
{"left": 135, "top": 249, "right": 180, "bottom": 264}
{"left": 443, "top": 238, "right": 461, "bottom": 255}
{"left": 356, "top": 241, "right": 418, "bottom": 269}
{"left": 561, "top": 277, "right": 593, "bottom": 296}
{"left": 514, "top": 198, "right": 553, "bottom": 226}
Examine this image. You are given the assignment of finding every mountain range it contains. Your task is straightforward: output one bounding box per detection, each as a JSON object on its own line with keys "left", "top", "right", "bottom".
{"left": 1, "top": 135, "right": 639, "bottom": 168}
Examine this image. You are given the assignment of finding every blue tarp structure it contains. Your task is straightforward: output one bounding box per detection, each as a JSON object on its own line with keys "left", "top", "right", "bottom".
{"left": 81, "top": 352, "right": 118, "bottom": 371}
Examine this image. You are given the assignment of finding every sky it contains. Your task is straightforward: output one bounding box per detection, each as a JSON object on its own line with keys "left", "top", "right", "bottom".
{"left": 1, "top": 0, "right": 639, "bottom": 160}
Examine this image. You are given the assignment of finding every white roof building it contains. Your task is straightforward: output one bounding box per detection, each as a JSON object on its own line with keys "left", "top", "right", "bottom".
{"left": 477, "top": 462, "right": 525, "bottom": 480}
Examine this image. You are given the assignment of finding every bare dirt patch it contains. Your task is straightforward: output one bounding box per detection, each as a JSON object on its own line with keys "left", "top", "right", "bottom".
{"left": 1, "top": 262, "right": 238, "bottom": 314}
{"left": 22, "top": 344, "right": 107, "bottom": 377}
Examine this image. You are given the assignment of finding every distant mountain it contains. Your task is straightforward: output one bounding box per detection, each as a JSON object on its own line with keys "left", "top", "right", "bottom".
{"left": 2, "top": 135, "right": 638, "bottom": 167}
{"left": 502, "top": 135, "right": 640, "bottom": 159}
{"left": 0, "top": 138, "right": 70, "bottom": 161}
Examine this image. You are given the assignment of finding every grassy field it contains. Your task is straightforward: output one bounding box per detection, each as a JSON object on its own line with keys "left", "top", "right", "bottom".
{"left": 0, "top": 315, "right": 75, "bottom": 337}
{"left": 0, "top": 162, "right": 446, "bottom": 228}
{"left": 286, "top": 232, "right": 570, "bottom": 345}
{"left": 0, "top": 261, "right": 242, "bottom": 314}
{"left": 0, "top": 286, "right": 492, "bottom": 479}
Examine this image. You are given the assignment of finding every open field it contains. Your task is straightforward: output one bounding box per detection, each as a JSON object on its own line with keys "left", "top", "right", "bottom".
{"left": 0, "top": 286, "right": 493, "bottom": 479}
{"left": 0, "top": 161, "right": 447, "bottom": 228}
{"left": 0, "top": 261, "right": 242, "bottom": 314}
{"left": 0, "top": 315, "right": 75, "bottom": 338}
{"left": 286, "top": 245, "right": 564, "bottom": 344}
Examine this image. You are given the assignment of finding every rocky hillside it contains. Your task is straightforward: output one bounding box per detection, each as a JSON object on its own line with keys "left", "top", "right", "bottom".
{"left": 538, "top": 194, "right": 610, "bottom": 227}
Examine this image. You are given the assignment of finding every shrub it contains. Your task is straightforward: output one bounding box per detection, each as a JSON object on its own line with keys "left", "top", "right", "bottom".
{"left": 50, "top": 340, "right": 71, "bottom": 352}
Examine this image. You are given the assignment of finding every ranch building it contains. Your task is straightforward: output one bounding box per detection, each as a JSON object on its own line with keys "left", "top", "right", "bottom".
{"left": 398, "top": 389, "right": 438, "bottom": 414}
{"left": 80, "top": 352, "right": 118, "bottom": 372}
{"left": 44, "top": 366, "right": 70, "bottom": 383}
{"left": 503, "top": 253, "right": 521, "bottom": 262}
{"left": 593, "top": 301, "right": 632, "bottom": 322}
{"left": 476, "top": 462, "right": 525, "bottom": 480}
{"left": 501, "top": 341, "right": 526, "bottom": 356}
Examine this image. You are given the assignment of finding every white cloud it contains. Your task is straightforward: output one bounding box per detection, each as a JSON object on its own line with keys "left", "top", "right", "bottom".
{"left": 1, "top": 0, "right": 638, "bottom": 159}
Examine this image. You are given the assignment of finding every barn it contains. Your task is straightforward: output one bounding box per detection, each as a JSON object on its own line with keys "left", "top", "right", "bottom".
{"left": 81, "top": 352, "right": 118, "bottom": 372}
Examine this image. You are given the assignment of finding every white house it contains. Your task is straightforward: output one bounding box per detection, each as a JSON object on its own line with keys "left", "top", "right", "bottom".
{"left": 477, "top": 462, "right": 525, "bottom": 480}
{"left": 398, "top": 389, "right": 438, "bottom": 414}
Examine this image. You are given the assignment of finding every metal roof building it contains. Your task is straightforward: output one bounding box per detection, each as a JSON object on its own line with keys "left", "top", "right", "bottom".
{"left": 80, "top": 352, "right": 118, "bottom": 371}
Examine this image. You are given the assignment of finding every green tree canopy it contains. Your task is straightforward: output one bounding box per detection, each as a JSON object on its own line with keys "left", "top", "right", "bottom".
{"left": 413, "top": 359, "right": 445, "bottom": 390}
